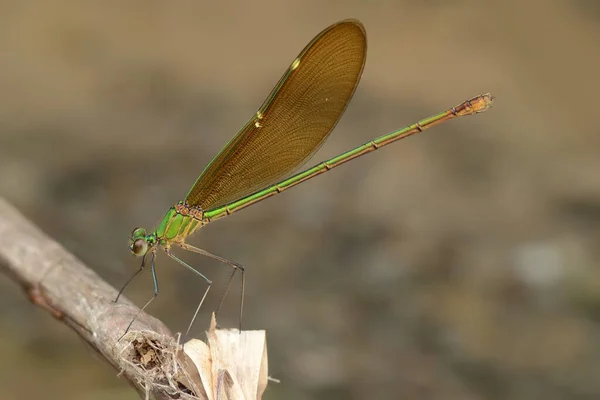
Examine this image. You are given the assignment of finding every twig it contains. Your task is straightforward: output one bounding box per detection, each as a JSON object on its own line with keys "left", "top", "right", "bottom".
{"left": 0, "top": 198, "right": 268, "bottom": 399}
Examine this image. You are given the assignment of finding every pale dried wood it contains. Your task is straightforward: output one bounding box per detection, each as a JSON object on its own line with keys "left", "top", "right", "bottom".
{"left": 0, "top": 198, "right": 268, "bottom": 399}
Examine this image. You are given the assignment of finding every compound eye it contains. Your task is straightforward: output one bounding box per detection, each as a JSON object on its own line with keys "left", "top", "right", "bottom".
{"left": 131, "top": 227, "right": 146, "bottom": 238}
{"left": 131, "top": 238, "right": 148, "bottom": 256}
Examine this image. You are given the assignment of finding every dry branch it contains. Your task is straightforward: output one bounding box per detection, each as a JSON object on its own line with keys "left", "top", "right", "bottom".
{"left": 0, "top": 198, "right": 268, "bottom": 399}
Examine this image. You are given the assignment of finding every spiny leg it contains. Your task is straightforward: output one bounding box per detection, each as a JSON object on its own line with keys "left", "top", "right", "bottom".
{"left": 118, "top": 248, "right": 159, "bottom": 342}
{"left": 164, "top": 247, "right": 212, "bottom": 339}
{"left": 178, "top": 243, "right": 245, "bottom": 331}
{"left": 115, "top": 254, "right": 147, "bottom": 303}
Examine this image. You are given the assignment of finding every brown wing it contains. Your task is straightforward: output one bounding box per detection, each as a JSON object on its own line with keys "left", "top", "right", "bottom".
{"left": 185, "top": 20, "right": 367, "bottom": 211}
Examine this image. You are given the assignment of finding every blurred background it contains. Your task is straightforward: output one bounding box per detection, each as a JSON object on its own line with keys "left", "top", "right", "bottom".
{"left": 1, "top": 0, "right": 600, "bottom": 399}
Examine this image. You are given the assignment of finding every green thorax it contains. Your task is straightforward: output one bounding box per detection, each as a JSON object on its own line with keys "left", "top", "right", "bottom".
{"left": 155, "top": 202, "right": 205, "bottom": 244}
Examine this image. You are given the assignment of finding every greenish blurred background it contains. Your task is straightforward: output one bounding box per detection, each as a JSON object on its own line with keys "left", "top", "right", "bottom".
{"left": 1, "top": 0, "right": 600, "bottom": 399}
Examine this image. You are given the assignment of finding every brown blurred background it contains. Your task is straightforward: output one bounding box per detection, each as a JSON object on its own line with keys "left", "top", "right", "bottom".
{"left": 1, "top": 0, "right": 600, "bottom": 399}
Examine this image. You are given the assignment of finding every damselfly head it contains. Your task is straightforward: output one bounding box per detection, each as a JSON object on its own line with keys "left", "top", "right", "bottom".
{"left": 129, "top": 227, "right": 149, "bottom": 257}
